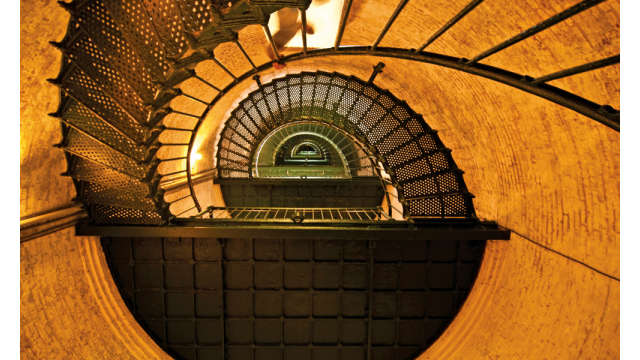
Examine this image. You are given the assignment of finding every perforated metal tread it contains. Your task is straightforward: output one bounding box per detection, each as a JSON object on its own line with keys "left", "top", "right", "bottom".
{"left": 53, "top": 97, "right": 146, "bottom": 161}
{"left": 52, "top": 0, "right": 313, "bottom": 225}
{"left": 89, "top": 203, "right": 165, "bottom": 225}
{"left": 77, "top": 180, "right": 157, "bottom": 212}
{"left": 66, "top": 156, "right": 151, "bottom": 193}
{"left": 63, "top": 128, "right": 147, "bottom": 179}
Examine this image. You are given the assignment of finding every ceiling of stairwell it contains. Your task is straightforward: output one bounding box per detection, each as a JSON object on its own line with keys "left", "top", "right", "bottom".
{"left": 20, "top": 0, "right": 619, "bottom": 358}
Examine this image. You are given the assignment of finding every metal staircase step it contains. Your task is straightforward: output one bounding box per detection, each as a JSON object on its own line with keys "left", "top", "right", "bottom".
{"left": 405, "top": 193, "right": 474, "bottom": 218}
{"left": 63, "top": 128, "right": 147, "bottom": 179}
{"left": 66, "top": 156, "right": 152, "bottom": 196}
{"left": 89, "top": 203, "right": 164, "bottom": 225}
{"left": 54, "top": 97, "right": 146, "bottom": 161}
{"left": 54, "top": 64, "right": 148, "bottom": 143}
{"left": 77, "top": 180, "right": 157, "bottom": 212}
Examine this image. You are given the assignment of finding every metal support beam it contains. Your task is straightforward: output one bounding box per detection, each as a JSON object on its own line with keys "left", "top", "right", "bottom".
{"left": 167, "top": 193, "right": 192, "bottom": 204}
{"left": 169, "top": 108, "right": 201, "bottom": 119}
{"left": 468, "top": 0, "right": 606, "bottom": 64}
{"left": 235, "top": 40, "right": 257, "bottom": 70}
{"left": 193, "top": 73, "right": 221, "bottom": 92}
{"left": 76, "top": 221, "right": 511, "bottom": 241}
{"left": 211, "top": 55, "right": 238, "bottom": 80}
{"left": 158, "top": 156, "right": 188, "bottom": 162}
{"left": 179, "top": 89, "right": 210, "bottom": 105}
{"left": 372, "top": 0, "right": 410, "bottom": 49}
{"left": 159, "top": 169, "right": 187, "bottom": 177}
{"left": 335, "top": 0, "right": 353, "bottom": 49}
{"left": 531, "top": 54, "right": 620, "bottom": 84}
{"left": 263, "top": 24, "right": 281, "bottom": 61}
{"left": 417, "top": 0, "right": 484, "bottom": 52}
{"left": 162, "top": 126, "right": 194, "bottom": 132}
{"left": 300, "top": 9, "right": 308, "bottom": 54}
{"left": 160, "top": 142, "right": 190, "bottom": 146}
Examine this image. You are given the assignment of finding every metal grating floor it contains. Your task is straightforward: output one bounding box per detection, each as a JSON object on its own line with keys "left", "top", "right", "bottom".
{"left": 191, "top": 207, "right": 387, "bottom": 223}
{"left": 101, "top": 237, "right": 486, "bottom": 360}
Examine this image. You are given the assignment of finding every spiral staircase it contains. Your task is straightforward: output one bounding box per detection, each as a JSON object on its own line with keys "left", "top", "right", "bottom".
{"left": 31, "top": 0, "right": 620, "bottom": 359}
{"left": 47, "top": 0, "right": 617, "bottom": 229}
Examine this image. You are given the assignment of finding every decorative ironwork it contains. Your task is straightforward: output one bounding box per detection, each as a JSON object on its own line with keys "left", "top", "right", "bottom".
{"left": 50, "top": 0, "right": 618, "bottom": 226}
{"left": 216, "top": 71, "right": 475, "bottom": 219}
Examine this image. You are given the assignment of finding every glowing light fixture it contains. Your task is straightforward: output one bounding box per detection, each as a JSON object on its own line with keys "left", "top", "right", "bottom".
{"left": 191, "top": 152, "right": 202, "bottom": 162}
{"left": 267, "top": 0, "right": 344, "bottom": 50}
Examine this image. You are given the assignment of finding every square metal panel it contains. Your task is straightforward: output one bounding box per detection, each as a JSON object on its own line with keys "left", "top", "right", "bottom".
{"left": 102, "top": 237, "right": 486, "bottom": 360}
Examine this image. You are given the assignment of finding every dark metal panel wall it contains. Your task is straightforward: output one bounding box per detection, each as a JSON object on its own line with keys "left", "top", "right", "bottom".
{"left": 102, "top": 237, "right": 486, "bottom": 360}
{"left": 220, "top": 179, "right": 384, "bottom": 207}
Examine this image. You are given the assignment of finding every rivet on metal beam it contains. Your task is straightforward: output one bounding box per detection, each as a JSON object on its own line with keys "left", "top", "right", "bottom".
{"left": 368, "top": 62, "right": 385, "bottom": 84}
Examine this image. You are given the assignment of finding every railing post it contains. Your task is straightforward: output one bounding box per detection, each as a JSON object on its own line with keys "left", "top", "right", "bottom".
{"left": 368, "top": 62, "right": 385, "bottom": 84}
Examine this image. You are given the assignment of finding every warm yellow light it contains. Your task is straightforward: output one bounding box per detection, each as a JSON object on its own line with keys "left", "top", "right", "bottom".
{"left": 191, "top": 152, "right": 202, "bottom": 162}
{"left": 267, "top": 0, "right": 343, "bottom": 51}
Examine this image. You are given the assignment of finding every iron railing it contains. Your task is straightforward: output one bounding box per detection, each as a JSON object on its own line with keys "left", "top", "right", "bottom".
{"left": 213, "top": 71, "right": 476, "bottom": 220}
{"left": 50, "top": 0, "right": 619, "bottom": 225}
